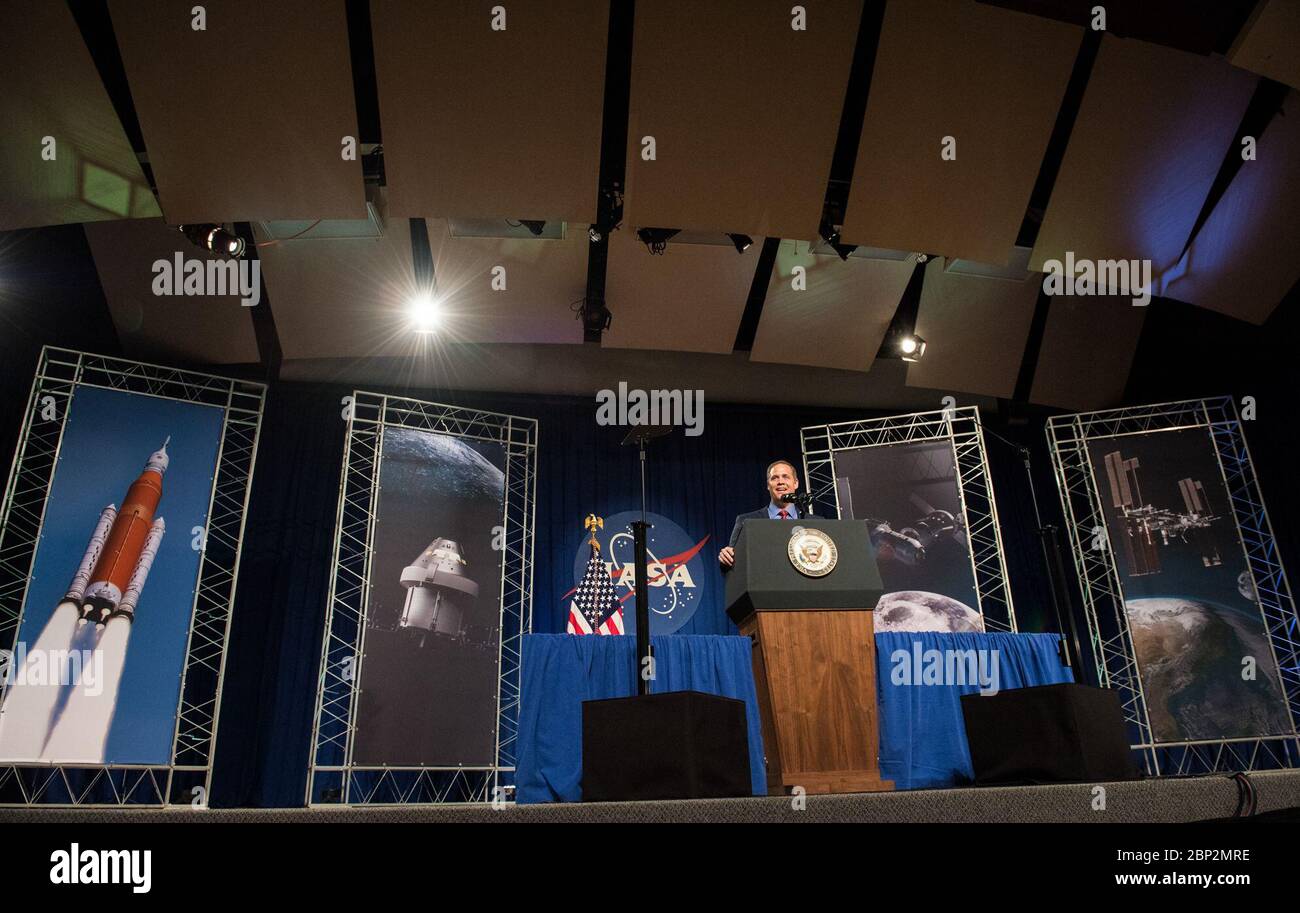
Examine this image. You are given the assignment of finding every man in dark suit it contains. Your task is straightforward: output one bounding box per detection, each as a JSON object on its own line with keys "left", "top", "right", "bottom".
{"left": 718, "top": 459, "right": 803, "bottom": 569}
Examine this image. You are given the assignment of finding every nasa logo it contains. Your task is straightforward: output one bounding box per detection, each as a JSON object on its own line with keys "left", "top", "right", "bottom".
{"left": 569, "top": 511, "right": 710, "bottom": 634}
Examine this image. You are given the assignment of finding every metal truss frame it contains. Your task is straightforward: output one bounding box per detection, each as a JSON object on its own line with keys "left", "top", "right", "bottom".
{"left": 307, "top": 391, "right": 537, "bottom": 806}
{"left": 800, "top": 406, "right": 1017, "bottom": 633}
{"left": 1046, "top": 396, "right": 1300, "bottom": 776}
{"left": 0, "top": 347, "right": 265, "bottom": 807}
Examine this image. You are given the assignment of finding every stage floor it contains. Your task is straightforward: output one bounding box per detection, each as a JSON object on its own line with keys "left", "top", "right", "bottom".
{"left": 2, "top": 769, "right": 1299, "bottom": 823}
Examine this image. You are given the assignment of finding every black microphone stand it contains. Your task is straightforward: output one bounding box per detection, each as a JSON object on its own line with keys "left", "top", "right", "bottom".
{"left": 979, "top": 421, "right": 1085, "bottom": 677}
{"left": 621, "top": 425, "right": 671, "bottom": 695}
{"left": 781, "top": 492, "right": 815, "bottom": 518}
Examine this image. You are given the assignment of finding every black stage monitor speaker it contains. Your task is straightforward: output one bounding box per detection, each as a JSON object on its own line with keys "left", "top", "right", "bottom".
{"left": 960, "top": 683, "right": 1139, "bottom": 784}
{"left": 581, "top": 690, "right": 751, "bottom": 801}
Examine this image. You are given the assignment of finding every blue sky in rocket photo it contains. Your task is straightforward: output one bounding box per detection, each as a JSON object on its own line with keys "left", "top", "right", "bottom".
{"left": 15, "top": 385, "right": 224, "bottom": 764}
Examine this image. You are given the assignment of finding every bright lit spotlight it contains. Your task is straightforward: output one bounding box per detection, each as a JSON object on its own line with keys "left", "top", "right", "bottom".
{"left": 178, "top": 223, "right": 245, "bottom": 259}
{"left": 408, "top": 292, "right": 442, "bottom": 334}
{"left": 898, "top": 334, "right": 927, "bottom": 362}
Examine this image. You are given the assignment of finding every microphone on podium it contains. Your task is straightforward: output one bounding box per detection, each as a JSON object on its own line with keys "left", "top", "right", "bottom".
{"left": 778, "top": 491, "right": 814, "bottom": 516}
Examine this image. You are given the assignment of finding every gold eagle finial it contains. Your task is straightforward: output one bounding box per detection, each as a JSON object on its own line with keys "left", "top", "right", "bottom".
{"left": 584, "top": 513, "right": 604, "bottom": 552}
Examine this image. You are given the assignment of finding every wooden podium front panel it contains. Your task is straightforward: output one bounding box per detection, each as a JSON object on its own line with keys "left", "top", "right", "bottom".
{"left": 741, "top": 608, "right": 892, "bottom": 794}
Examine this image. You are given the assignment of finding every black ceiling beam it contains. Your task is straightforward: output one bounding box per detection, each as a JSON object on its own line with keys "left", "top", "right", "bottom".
{"left": 1015, "top": 27, "right": 1102, "bottom": 249}
{"left": 1010, "top": 288, "right": 1053, "bottom": 409}
{"left": 581, "top": 0, "right": 635, "bottom": 343}
{"left": 67, "top": 0, "right": 156, "bottom": 189}
{"left": 344, "top": 0, "right": 382, "bottom": 146}
{"left": 731, "top": 238, "right": 781, "bottom": 352}
{"left": 234, "top": 222, "right": 282, "bottom": 382}
{"left": 408, "top": 217, "right": 434, "bottom": 290}
{"left": 821, "top": 0, "right": 886, "bottom": 227}
{"left": 979, "top": 1, "right": 1258, "bottom": 57}
{"left": 732, "top": 1, "right": 884, "bottom": 354}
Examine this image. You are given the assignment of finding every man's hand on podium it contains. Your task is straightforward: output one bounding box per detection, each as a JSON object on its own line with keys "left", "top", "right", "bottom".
{"left": 718, "top": 546, "right": 735, "bottom": 568}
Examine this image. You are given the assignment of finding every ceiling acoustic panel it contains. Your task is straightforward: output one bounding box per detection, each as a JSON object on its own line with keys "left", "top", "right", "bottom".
{"left": 602, "top": 231, "right": 759, "bottom": 354}
{"left": 0, "top": 1, "right": 160, "bottom": 231}
{"left": 1229, "top": 0, "right": 1300, "bottom": 92}
{"left": 1030, "top": 35, "right": 1257, "bottom": 278}
{"left": 1162, "top": 91, "right": 1300, "bottom": 325}
{"left": 840, "top": 0, "right": 1079, "bottom": 266}
{"left": 905, "top": 258, "right": 1041, "bottom": 398}
{"left": 750, "top": 241, "right": 916, "bottom": 372}
{"left": 83, "top": 219, "right": 260, "bottom": 365}
{"left": 108, "top": 0, "right": 365, "bottom": 223}
{"left": 622, "top": 0, "right": 861, "bottom": 240}
{"left": 1029, "top": 296, "right": 1147, "bottom": 412}
{"left": 260, "top": 217, "right": 587, "bottom": 360}
{"left": 371, "top": 1, "right": 608, "bottom": 223}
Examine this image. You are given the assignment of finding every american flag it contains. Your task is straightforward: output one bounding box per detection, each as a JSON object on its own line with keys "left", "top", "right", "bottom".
{"left": 567, "top": 542, "right": 625, "bottom": 635}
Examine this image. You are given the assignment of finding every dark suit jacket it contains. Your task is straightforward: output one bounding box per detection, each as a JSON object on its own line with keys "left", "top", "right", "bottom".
{"left": 726, "top": 503, "right": 805, "bottom": 551}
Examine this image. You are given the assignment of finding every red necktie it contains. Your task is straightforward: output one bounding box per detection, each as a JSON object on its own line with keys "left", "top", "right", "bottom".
{"left": 778, "top": 508, "right": 789, "bottom": 519}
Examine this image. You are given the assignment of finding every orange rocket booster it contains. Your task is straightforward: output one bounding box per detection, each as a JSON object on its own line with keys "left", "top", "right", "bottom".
{"left": 80, "top": 439, "right": 170, "bottom": 623}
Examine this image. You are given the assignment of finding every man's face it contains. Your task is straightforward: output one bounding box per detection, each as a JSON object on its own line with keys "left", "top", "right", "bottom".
{"left": 767, "top": 462, "right": 799, "bottom": 506}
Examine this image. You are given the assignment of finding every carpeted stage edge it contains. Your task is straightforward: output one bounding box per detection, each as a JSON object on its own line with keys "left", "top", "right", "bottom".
{"left": 2, "top": 770, "right": 1299, "bottom": 823}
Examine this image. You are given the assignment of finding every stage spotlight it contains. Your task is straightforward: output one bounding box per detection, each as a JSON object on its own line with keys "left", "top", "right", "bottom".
{"left": 896, "top": 333, "right": 927, "bottom": 362}
{"left": 817, "top": 220, "right": 855, "bottom": 260}
{"left": 178, "top": 224, "right": 245, "bottom": 259}
{"left": 408, "top": 292, "right": 442, "bottom": 334}
{"left": 636, "top": 227, "right": 680, "bottom": 255}
{"left": 728, "top": 233, "right": 753, "bottom": 254}
{"left": 580, "top": 297, "right": 612, "bottom": 334}
{"left": 520, "top": 220, "right": 546, "bottom": 236}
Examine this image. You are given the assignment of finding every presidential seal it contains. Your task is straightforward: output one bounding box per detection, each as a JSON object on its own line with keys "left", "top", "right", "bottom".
{"left": 787, "top": 527, "right": 837, "bottom": 577}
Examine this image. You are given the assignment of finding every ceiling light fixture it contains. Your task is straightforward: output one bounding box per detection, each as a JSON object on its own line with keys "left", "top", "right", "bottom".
{"left": 177, "top": 223, "right": 245, "bottom": 259}
{"left": 636, "top": 227, "right": 680, "bottom": 255}
{"left": 728, "top": 233, "right": 753, "bottom": 254}
{"left": 818, "top": 220, "right": 856, "bottom": 261}
{"left": 408, "top": 291, "right": 442, "bottom": 334}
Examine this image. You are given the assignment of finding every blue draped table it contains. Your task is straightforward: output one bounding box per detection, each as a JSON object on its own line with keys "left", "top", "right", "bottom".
{"left": 515, "top": 631, "right": 1071, "bottom": 803}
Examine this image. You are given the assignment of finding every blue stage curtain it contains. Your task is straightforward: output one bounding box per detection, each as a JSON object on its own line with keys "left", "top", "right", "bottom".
{"left": 517, "top": 631, "right": 1073, "bottom": 802}
{"left": 210, "top": 386, "right": 344, "bottom": 807}
{"left": 876, "top": 632, "right": 1073, "bottom": 789}
{"left": 516, "top": 634, "right": 767, "bottom": 803}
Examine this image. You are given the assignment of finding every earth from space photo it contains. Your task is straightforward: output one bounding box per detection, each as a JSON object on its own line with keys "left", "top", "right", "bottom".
{"left": 1127, "top": 596, "right": 1292, "bottom": 742}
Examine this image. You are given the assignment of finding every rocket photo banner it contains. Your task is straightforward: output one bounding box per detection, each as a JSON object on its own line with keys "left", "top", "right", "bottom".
{"left": 0, "top": 348, "right": 265, "bottom": 807}
{"left": 1047, "top": 397, "right": 1300, "bottom": 778}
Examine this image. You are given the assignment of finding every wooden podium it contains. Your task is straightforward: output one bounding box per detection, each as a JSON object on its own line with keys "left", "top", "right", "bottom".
{"left": 726, "top": 518, "right": 893, "bottom": 795}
